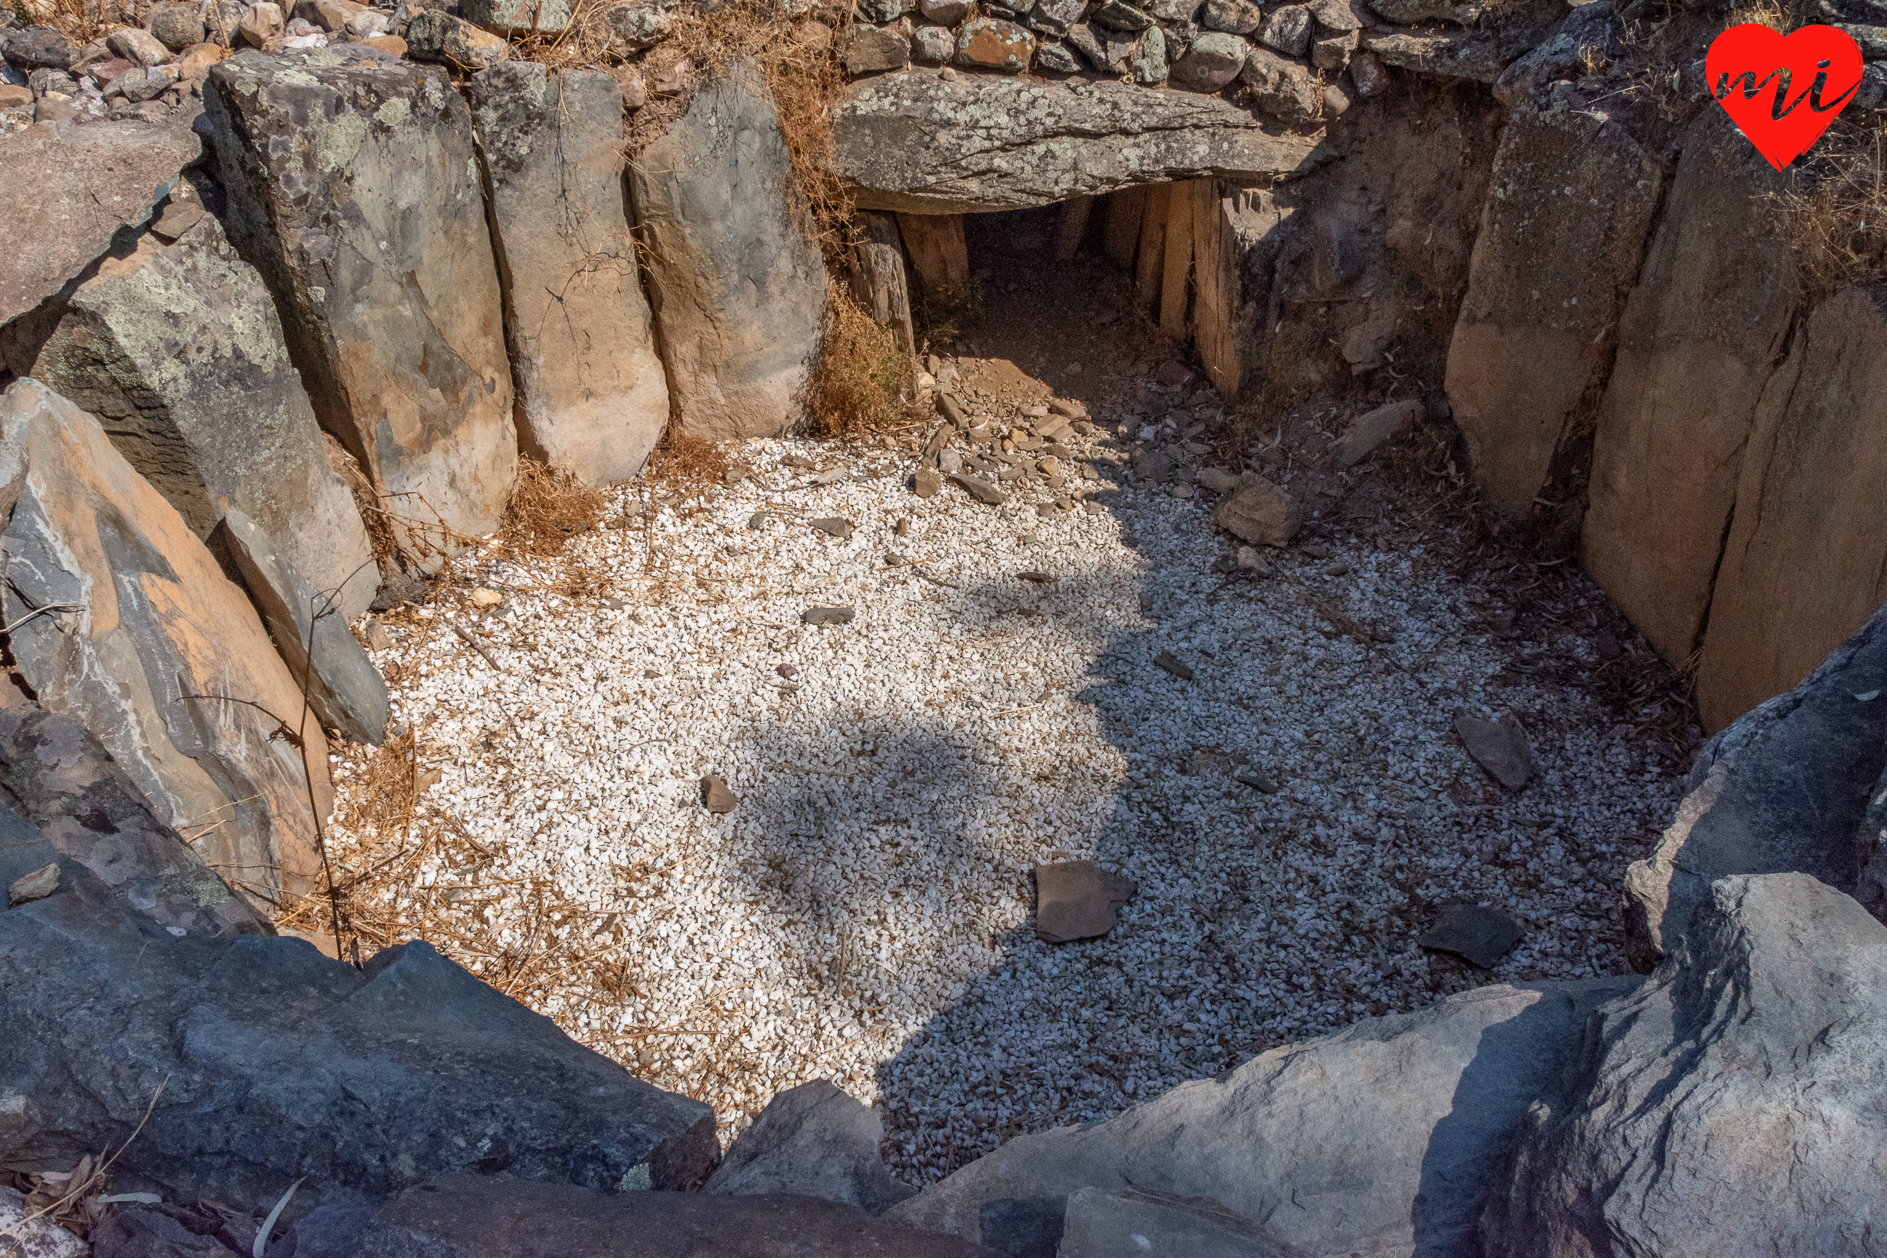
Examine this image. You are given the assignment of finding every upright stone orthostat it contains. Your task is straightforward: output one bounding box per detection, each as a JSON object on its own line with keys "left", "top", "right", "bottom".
{"left": 204, "top": 47, "right": 518, "bottom": 571}
{"left": 1695, "top": 284, "right": 1887, "bottom": 731}
{"left": 630, "top": 61, "right": 827, "bottom": 441}
{"left": 0, "top": 379, "right": 331, "bottom": 906}
{"left": 1582, "top": 109, "right": 1798, "bottom": 669}
{"left": 469, "top": 62, "right": 669, "bottom": 487}
{"left": 1444, "top": 87, "right": 1661, "bottom": 520}
{"left": 29, "top": 202, "right": 378, "bottom": 623}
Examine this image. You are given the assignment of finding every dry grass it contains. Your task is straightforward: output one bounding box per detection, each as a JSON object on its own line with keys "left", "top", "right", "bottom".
{"left": 502, "top": 456, "right": 608, "bottom": 558}
{"left": 14, "top": 0, "right": 116, "bottom": 44}
{"left": 1725, "top": 0, "right": 1792, "bottom": 29}
{"left": 275, "top": 725, "right": 627, "bottom": 1041}
{"left": 809, "top": 277, "right": 906, "bottom": 438}
{"left": 1775, "top": 119, "right": 1887, "bottom": 298}
{"left": 644, "top": 424, "right": 732, "bottom": 492}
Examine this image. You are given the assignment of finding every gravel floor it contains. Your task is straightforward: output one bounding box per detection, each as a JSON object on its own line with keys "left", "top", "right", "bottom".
{"left": 322, "top": 408, "right": 1687, "bottom": 1183}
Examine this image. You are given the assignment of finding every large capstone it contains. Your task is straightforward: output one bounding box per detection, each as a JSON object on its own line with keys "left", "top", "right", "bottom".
{"left": 204, "top": 47, "right": 518, "bottom": 571}
{"left": 832, "top": 67, "right": 1325, "bottom": 214}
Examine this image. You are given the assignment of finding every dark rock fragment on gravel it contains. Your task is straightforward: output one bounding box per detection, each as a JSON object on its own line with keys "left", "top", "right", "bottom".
{"left": 1419, "top": 903, "right": 1523, "bottom": 968}
{"left": 1034, "top": 860, "right": 1137, "bottom": 942}
{"left": 1154, "top": 650, "right": 1194, "bottom": 680}
{"left": 1453, "top": 709, "right": 1534, "bottom": 790}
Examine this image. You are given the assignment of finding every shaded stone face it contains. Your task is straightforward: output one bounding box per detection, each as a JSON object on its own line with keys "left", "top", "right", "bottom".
{"left": 955, "top": 16, "right": 1034, "bottom": 71}
{"left": 833, "top": 70, "right": 1324, "bottom": 213}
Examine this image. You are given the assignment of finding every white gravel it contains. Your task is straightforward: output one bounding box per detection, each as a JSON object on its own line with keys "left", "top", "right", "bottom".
{"left": 326, "top": 424, "right": 1687, "bottom": 1184}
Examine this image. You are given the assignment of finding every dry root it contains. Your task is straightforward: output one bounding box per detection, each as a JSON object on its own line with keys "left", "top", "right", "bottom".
{"left": 502, "top": 457, "right": 608, "bottom": 558}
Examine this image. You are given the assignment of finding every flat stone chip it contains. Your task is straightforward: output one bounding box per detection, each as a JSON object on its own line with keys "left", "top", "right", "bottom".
{"left": 7, "top": 862, "right": 59, "bottom": 906}
{"left": 1453, "top": 709, "right": 1534, "bottom": 790}
{"left": 947, "top": 473, "right": 1009, "bottom": 505}
{"left": 1418, "top": 903, "right": 1523, "bottom": 968}
{"left": 1154, "top": 650, "right": 1195, "bottom": 680}
{"left": 914, "top": 468, "right": 942, "bottom": 498}
{"left": 1034, "top": 860, "right": 1136, "bottom": 943}
{"left": 701, "top": 775, "right": 739, "bottom": 814}
{"left": 803, "top": 606, "right": 856, "bottom": 626}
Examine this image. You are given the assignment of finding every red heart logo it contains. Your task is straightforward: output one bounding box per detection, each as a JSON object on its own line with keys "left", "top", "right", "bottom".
{"left": 1708, "top": 23, "right": 1863, "bottom": 170}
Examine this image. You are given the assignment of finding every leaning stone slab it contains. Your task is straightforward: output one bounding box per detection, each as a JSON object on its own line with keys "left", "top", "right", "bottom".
{"left": 887, "top": 975, "right": 1638, "bottom": 1257}
{"left": 705, "top": 1080, "right": 914, "bottom": 1214}
{"left": 1624, "top": 604, "right": 1887, "bottom": 970}
{"left": 204, "top": 47, "right": 518, "bottom": 571}
{"left": 630, "top": 61, "right": 827, "bottom": 441}
{"left": 0, "top": 870, "right": 718, "bottom": 1213}
{"left": 222, "top": 507, "right": 389, "bottom": 745}
{"left": 1492, "top": 874, "right": 1887, "bottom": 1257}
{"left": 469, "top": 62, "right": 668, "bottom": 487}
{"left": 0, "top": 701, "right": 273, "bottom": 937}
{"left": 0, "top": 379, "right": 331, "bottom": 906}
{"left": 28, "top": 202, "right": 377, "bottom": 622}
{"left": 0, "top": 117, "right": 201, "bottom": 325}
{"left": 834, "top": 69, "right": 1326, "bottom": 214}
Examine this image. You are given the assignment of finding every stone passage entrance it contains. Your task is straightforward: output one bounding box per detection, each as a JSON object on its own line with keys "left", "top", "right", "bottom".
{"left": 880, "top": 183, "right": 1247, "bottom": 399}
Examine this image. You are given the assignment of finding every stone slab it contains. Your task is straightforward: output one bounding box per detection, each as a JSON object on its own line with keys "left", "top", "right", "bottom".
{"left": 833, "top": 69, "right": 1326, "bottom": 214}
